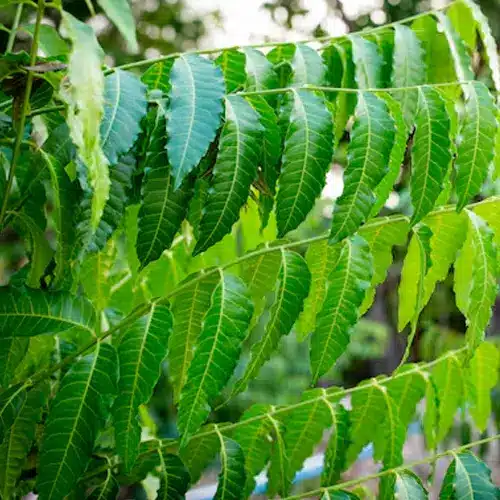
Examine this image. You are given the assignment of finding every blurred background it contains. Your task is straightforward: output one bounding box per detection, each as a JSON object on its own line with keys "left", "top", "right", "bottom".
{"left": 1, "top": 0, "right": 500, "bottom": 498}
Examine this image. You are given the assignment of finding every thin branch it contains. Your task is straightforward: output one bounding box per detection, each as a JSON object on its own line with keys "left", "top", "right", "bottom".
{"left": 6, "top": 3, "right": 23, "bottom": 52}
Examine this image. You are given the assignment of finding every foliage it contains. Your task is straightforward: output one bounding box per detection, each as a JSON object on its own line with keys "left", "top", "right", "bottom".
{"left": 0, "top": 0, "right": 499, "bottom": 498}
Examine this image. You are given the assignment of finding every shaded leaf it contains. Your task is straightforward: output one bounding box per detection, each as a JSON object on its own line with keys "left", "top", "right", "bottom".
{"left": 214, "top": 433, "right": 246, "bottom": 500}
{"left": 97, "top": 0, "right": 138, "bottom": 53}
{"left": 157, "top": 451, "right": 191, "bottom": 500}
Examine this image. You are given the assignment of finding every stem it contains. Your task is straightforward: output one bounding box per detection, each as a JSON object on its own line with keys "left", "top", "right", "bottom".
{"left": 6, "top": 3, "right": 23, "bottom": 52}
{"left": 0, "top": 0, "right": 45, "bottom": 226}
{"left": 284, "top": 433, "right": 500, "bottom": 499}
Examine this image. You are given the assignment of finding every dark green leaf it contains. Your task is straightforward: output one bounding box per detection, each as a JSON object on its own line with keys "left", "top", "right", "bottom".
{"left": 216, "top": 49, "right": 246, "bottom": 93}
{"left": 243, "top": 47, "right": 279, "bottom": 92}
{"left": 157, "top": 451, "right": 191, "bottom": 500}
{"left": 290, "top": 43, "right": 325, "bottom": 86}
{"left": 214, "top": 434, "right": 246, "bottom": 500}
{"left": 141, "top": 60, "right": 174, "bottom": 94}
{"left": 0, "top": 384, "right": 26, "bottom": 445}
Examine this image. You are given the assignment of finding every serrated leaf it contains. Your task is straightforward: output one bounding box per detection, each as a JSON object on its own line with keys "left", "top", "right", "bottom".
{"left": 141, "top": 60, "right": 173, "bottom": 94}
{"left": 448, "top": 2, "right": 477, "bottom": 50}
{"left": 454, "top": 211, "right": 498, "bottom": 350}
{"left": 0, "top": 288, "right": 96, "bottom": 337}
{"left": 37, "top": 342, "right": 117, "bottom": 500}
{"left": 60, "top": 12, "right": 108, "bottom": 230}
{"left": 455, "top": 82, "right": 497, "bottom": 210}
{"left": 398, "top": 225, "right": 433, "bottom": 332}
{"left": 267, "top": 413, "right": 289, "bottom": 498}
{"left": 393, "top": 471, "right": 428, "bottom": 500}
{"left": 391, "top": 25, "right": 426, "bottom": 128}
{"left": 243, "top": 47, "right": 279, "bottom": 93}
{"left": 0, "top": 385, "right": 26, "bottom": 446}
{"left": 168, "top": 272, "right": 219, "bottom": 402}
{"left": 410, "top": 86, "right": 452, "bottom": 225}
{"left": 330, "top": 92, "right": 395, "bottom": 243}
{"left": 0, "top": 384, "right": 47, "bottom": 498}
{"left": 214, "top": 433, "right": 246, "bottom": 500}
{"left": 178, "top": 273, "right": 253, "bottom": 440}
{"left": 113, "top": 304, "right": 173, "bottom": 471}
{"left": 351, "top": 36, "right": 383, "bottom": 89}
{"left": 359, "top": 219, "right": 409, "bottom": 314}
{"left": 157, "top": 451, "right": 190, "bottom": 500}
{"left": 167, "top": 54, "right": 225, "bottom": 187}
{"left": 232, "top": 250, "right": 310, "bottom": 396}
{"left": 466, "top": 342, "right": 499, "bottom": 432}
{"left": 379, "top": 386, "right": 406, "bottom": 469}
{"left": 440, "top": 452, "right": 499, "bottom": 499}
{"left": 321, "top": 403, "right": 350, "bottom": 486}
{"left": 297, "top": 240, "right": 341, "bottom": 339}
{"left": 97, "top": 0, "right": 138, "bottom": 53}
{"left": 290, "top": 43, "right": 326, "bottom": 86}
{"left": 276, "top": 89, "right": 333, "bottom": 237}
{"left": 194, "top": 95, "right": 262, "bottom": 255}
{"left": 310, "top": 236, "right": 373, "bottom": 383}
{"left": 369, "top": 93, "right": 409, "bottom": 218}
{"left": 216, "top": 49, "right": 246, "bottom": 93}
{"left": 232, "top": 404, "right": 273, "bottom": 496}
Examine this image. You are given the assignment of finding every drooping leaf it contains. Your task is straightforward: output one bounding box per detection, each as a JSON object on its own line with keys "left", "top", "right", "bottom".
{"left": 37, "top": 342, "right": 117, "bottom": 500}
{"left": 168, "top": 272, "right": 219, "bottom": 402}
{"left": 232, "top": 250, "right": 310, "bottom": 396}
{"left": 454, "top": 211, "right": 498, "bottom": 350}
{"left": 100, "top": 70, "right": 147, "bottom": 165}
{"left": 276, "top": 89, "right": 333, "bottom": 237}
{"left": 232, "top": 404, "right": 273, "bottom": 496}
{"left": 214, "top": 434, "right": 246, "bottom": 500}
{"left": 267, "top": 414, "right": 289, "bottom": 498}
{"left": 351, "top": 35, "right": 383, "bottom": 89}
{"left": 391, "top": 24, "right": 426, "bottom": 128}
{"left": 60, "top": 12, "right": 109, "bottom": 230}
{"left": 290, "top": 43, "right": 326, "bottom": 86}
{"left": 167, "top": 54, "right": 225, "bottom": 187}
{"left": 178, "top": 273, "right": 253, "bottom": 441}
{"left": 113, "top": 304, "right": 173, "bottom": 472}
{"left": 321, "top": 403, "right": 350, "bottom": 487}
{"left": 97, "top": 0, "right": 138, "bottom": 53}
{"left": 297, "top": 240, "right": 341, "bottom": 339}
{"left": 267, "top": 43, "right": 295, "bottom": 90}
{"left": 310, "top": 236, "right": 373, "bottom": 383}
{"left": 157, "top": 451, "right": 191, "bottom": 500}
{"left": 410, "top": 86, "right": 452, "bottom": 225}
{"left": 398, "top": 224, "right": 433, "bottom": 332}
{"left": 330, "top": 92, "right": 395, "bottom": 243}
{"left": 0, "top": 384, "right": 48, "bottom": 498}
{"left": 393, "top": 471, "right": 428, "bottom": 500}
{"left": 440, "top": 452, "right": 499, "bottom": 499}
{"left": 194, "top": 95, "right": 262, "bottom": 255}
{"left": 454, "top": 82, "right": 497, "bottom": 211}
{"left": 0, "top": 288, "right": 96, "bottom": 337}
{"left": 215, "top": 49, "right": 246, "bottom": 93}
{"left": 466, "top": 342, "right": 499, "bottom": 432}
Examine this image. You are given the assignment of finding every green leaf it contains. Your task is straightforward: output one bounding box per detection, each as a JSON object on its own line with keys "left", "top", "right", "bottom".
{"left": 329, "top": 92, "right": 395, "bottom": 243}
{"left": 276, "top": 89, "right": 333, "bottom": 237}
{"left": 0, "top": 385, "right": 26, "bottom": 446}
{"left": 232, "top": 250, "right": 310, "bottom": 396}
{"left": 215, "top": 49, "right": 246, "bottom": 93}
{"left": 167, "top": 54, "right": 225, "bottom": 188}
{"left": 214, "top": 433, "right": 246, "bottom": 500}
{"left": 461, "top": 0, "right": 500, "bottom": 92}
{"left": 243, "top": 47, "right": 279, "bottom": 93}
{"left": 60, "top": 12, "right": 108, "bottom": 230}
{"left": 194, "top": 95, "right": 262, "bottom": 255}
{"left": 398, "top": 224, "right": 433, "bottom": 332}
{"left": 178, "top": 273, "right": 253, "bottom": 440}
{"left": 113, "top": 304, "right": 173, "bottom": 472}
{"left": 345, "top": 380, "right": 386, "bottom": 466}
{"left": 351, "top": 36, "right": 383, "bottom": 89}
{"left": 0, "top": 288, "right": 96, "bottom": 337}
{"left": 393, "top": 471, "right": 428, "bottom": 500}
{"left": 97, "top": 0, "right": 138, "bottom": 53}
{"left": 290, "top": 43, "right": 326, "bottom": 86}
{"left": 267, "top": 44, "right": 295, "bottom": 90}
{"left": 85, "top": 466, "right": 119, "bottom": 500}
{"left": 100, "top": 70, "right": 147, "bottom": 165}
{"left": 169, "top": 272, "right": 219, "bottom": 402}
{"left": 410, "top": 86, "right": 452, "bottom": 225}
{"left": 321, "top": 403, "right": 350, "bottom": 486}
{"left": 141, "top": 61, "right": 174, "bottom": 94}
{"left": 321, "top": 492, "right": 359, "bottom": 500}
{"left": 454, "top": 211, "right": 498, "bottom": 350}
{"left": 448, "top": 2, "right": 477, "bottom": 50}
{"left": 37, "top": 342, "right": 117, "bottom": 500}
{"left": 267, "top": 413, "right": 289, "bottom": 498}
{"left": 455, "top": 82, "right": 497, "bottom": 211}
{"left": 440, "top": 452, "right": 499, "bottom": 499}
{"left": 379, "top": 386, "right": 406, "bottom": 469}
{"left": 0, "top": 384, "right": 48, "bottom": 498}
{"left": 297, "top": 240, "right": 341, "bottom": 339}
{"left": 137, "top": 107, "right": 194, "bottom": 266}
{"left": 466, "top": 342, "right": 499, "bottom": 432}
{"left": 359, "top": 219, "right": 410, "bottom": 314}
{"left": 278, "top": 389, "right": 332, "bottom": 493}
{"left": 157, "top": 451, "right": 190, "bottom": 500}
{"left": 232, "top": 404, "right": 273, "bottom": 496}
{"left": 369, "top": 93, "right": 409, "bottom": 218}
{"left": 310, "top": 236, "right": 373, "bottom": 383}
{"left": 0, "top": 338, "right": 28, "bottom": 388}
{"left": 391, "top": 25, "right": 426, "bottom": 128}
{"left": 24, "top": 23, "right": 69, "bottom": 57}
